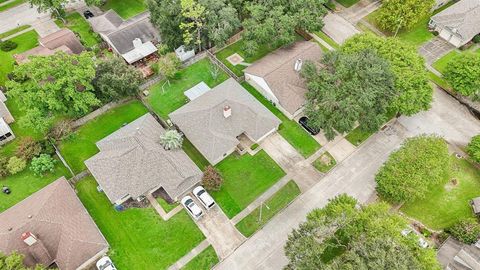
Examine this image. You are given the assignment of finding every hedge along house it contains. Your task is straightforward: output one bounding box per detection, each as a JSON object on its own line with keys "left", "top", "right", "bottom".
{"left": 244, "top": 41, "right": 323, "bottom": 120}
{"left": 85, "top": 113, "right": 202, "bottom": 205}
{"left": 0, "top": 91, "right": 15, "bottom": 145}
{"left": 169, "top": 78, "right": 281, "bottom": 165}
{"left": 429, "top": 0, "right": 480, "bottom": 48}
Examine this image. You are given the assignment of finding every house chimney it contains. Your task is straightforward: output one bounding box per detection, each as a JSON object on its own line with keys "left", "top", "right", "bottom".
{"left": 21, "top": 232, "right": 38, "bottom": 246}
{"left": 294, "top": 59, "right": 303, "bottom": 72}
{"left": 132, "top": 38, "right": 142, "bottom": 48}
{"left": 223, "top": 105, "right": 231, "bottom": 118}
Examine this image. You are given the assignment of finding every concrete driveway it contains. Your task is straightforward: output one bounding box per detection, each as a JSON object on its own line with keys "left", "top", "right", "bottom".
{"left": 322, "top": 12, "right": 360, "bottom": 44}
{"left": 418, "top": 37, "right": 455, "bottom": 64}
{"left": 261, "top": 133, "right": 303, "bottom": 172}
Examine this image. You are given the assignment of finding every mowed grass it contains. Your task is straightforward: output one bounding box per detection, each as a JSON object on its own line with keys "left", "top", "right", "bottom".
{"left": 76, "top": 176, "right": 205, "bottom": 270}
{"left": 0, "top": 30, "right": 38, "bottom": 86}
{"left": 59, "top": 100, "right": 148, "bottom": 173}
{"left": 148, "top": 59, "right": 228, "bottom": 119}
{"left": 182, "top": 245, "right": 219, "bottom": 270}
{"left": 401, "top": 157, "right": 480, "bottom": 230}
{"left": 0, "top": 0, "right": 26, "bottom": 12}
{"left": 242, "top": 82, "right": 320, "bottom": 157}
{"left": 433, "top": 48, "right": 480, "bottom": 74}
{"left": 211, "top": 151, "right": 286, "bottom": 218}
{"left": 0, "top": 25, "right": 30, "bottom": 39}
{"left": 335, "top": 0, "right": 360, "bottom": 8}
{"left": 157, "top": 197, "right": 179, "bottom": 213}
{"left": 314, "top": 31, "right": 340, "bottom": 49}
{"left": 101, "top": 0, "right": 146, "bottom": 19}
{"left": 236, "top": 180, "right": 300, "bottom": 237}
{"left": 345, "top": 126, "right": 373, "bottom": 146}
{"left": 312, "top": 151, "right": 337, "bottom": 173}
{"left": 0, "top": 158, "right": 70, "bottom": 212}
{"left": 55, "top": 12, "right": 100, "bottom": 47}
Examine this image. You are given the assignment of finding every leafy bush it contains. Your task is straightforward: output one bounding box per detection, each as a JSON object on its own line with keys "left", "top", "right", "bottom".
{"left": 467, "top": 135, "right": 480, "bottom": 163}
{"left": 0, "top": 40, "right": 18, "bottom": 52}
{"left": 444, "top": 53, "right": 480, "bottom": 97}
{"left": 375, "top": 135, "right": 450, "bottom": 203}
{"left": 0, "top": 157, "right": 8, "bottom": 177}
{"left": 16, "top": 137, "right": 42, "bottom": 161}
{"left": 201, "top": 166, "right": 223, "bottom": 191}
{"left": 6, "top": 157, "right": 27, "bottom": 175}
{"left": 30, "top": 154, "right": 56, "bottom": 176}
{"left": 473, "top": 35, "right": 480, "bottom": 44}
{"left": 447, "top": 218, "right": 480, "bottom": 244}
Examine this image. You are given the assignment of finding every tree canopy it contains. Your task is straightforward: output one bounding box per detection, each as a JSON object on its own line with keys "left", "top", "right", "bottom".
{"left": 375, "top": 135, "right": 451, "bottom": 203}
{"left": 376, "top": 0, "right": 435, "bottom": 33}
{"left": 284, "top": 194, "right": 440, "bottom": 270}
{"left": 302, "top": 49, "right": 396, "bottom": 140}
{"left": 444, "top": 52, "right": 480, "bottom": 98}
{"left": 6, "top": 52, "right": 99, "bottom": 131}
{"left": 148, "top": 0, "right": 184, "bottom": 50}
{"left": 0, "top": 251, "right": 50, "bottom": 270}
{"left": 342, "top": 33, "right": 433, "bottom": 115}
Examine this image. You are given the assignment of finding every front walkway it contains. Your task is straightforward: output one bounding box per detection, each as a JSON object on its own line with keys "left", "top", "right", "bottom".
{"left": 146, "top": 193, "right": 183, "bottom": 221}
{"left": 167, "top": 240, "right": 210, "bottom": 270}
{"left": 418, "top": 36, "right": 455, "bottom": 65}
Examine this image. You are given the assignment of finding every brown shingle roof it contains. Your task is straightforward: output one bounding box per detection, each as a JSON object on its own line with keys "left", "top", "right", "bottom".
{"left": 244, "top": 41, "right": 322, "bottom": 115}
{"left": 0, "top": 178, "right": 108, "bottom": 269}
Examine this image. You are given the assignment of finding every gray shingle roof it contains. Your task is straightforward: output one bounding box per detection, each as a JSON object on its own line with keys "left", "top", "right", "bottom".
{"left": 85, "top": 113, "right": 202, "bottom": 203}
{"left": 0, "top": 178, "right": 109, "bottom": 270}
{"left": 431, "top": 0, "right": 480, "bottom": 41}
{"left": 0, "top": 91, "right": 14, "bottom": 124}
{"left": 244, "top": 41, "right": 322, "bottom": 115}
{"left": 169, "top": 78, "right": 281, "bottom": 165}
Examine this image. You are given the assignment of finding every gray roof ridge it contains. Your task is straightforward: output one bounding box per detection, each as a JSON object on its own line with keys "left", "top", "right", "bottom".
{"left": 105, "top": 13, "right": 151, "bottom": 37}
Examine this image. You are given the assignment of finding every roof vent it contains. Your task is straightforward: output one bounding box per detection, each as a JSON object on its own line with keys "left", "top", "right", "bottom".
{"left": 21, "top": 232, "right": 38, "bottom": 246}
{"left": 294, "top": 59, "right": 303, "bottom": 72}
{"left": 133, "top": 38, "right": 142, "bottom": 48}
{"left": 223, "top": 105, "right": 231, "bottom": 118}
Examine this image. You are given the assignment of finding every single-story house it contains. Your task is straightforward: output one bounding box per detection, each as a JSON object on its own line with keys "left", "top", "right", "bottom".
{"left": 14, "top": 29, "right": 85, "bottom": 64}
{"left": 437, "top": 237, "right": 480, "bottom": 269}
{"left": 244, "top": 41, "right": 322, "bottom": 119}
{"left": 0, "top": 91, "right": 14, "bottom": 145}
{"left": 0, "top": 177, "right": 109, "bottom": 270}
{"left": 85, "top": 113, "right": 202, "bottom": 205}
{"left": 169, "top": 78, "right": 281, "bottom": 165}
{"left": 89, "top": 10, "right": 160, "bottom": 64}
{"left": 429, "top": 0, "right": 480, "bottom": 48}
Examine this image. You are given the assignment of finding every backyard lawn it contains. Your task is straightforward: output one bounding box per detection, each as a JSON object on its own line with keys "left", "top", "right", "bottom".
{"left": 55, "top": 12, "right": 100, "bottom": 47}
{"left": 0, "top": 30, "right": 38, "bottom": 86}
{"left": 101, "top": 0, "right": 146, "bottom": 19}
{"left": 76, "top": 176, "right": 205, "bottom": 270}
{"left": 59, "top": 100, "right": 148, "bottom": 173}
{"left": 0, "top": 159, "right": 70, "bottom": 212}
{"left": 312, "top": 152, "right": 337, "bottom": 173}
{"left": 401, "top": 156, "right": 480, "bottom": 230}
{"left": 182, "top": 245, "right": 219, "bottom": 270}
{"left": 211, "top": 150, "right": 286, "bottom": 219}
{"left": 147, "top": 59, "right": 228, "bottom": 119}
{"left": 242, "top": 82, "right": 321, "bottom": 157}
{"left": 235, "top": 180, "right": 300, "bottom": 237}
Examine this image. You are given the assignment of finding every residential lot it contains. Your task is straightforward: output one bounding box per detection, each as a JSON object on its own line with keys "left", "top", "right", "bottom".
{"left": 76, "top": 176, "right": 205, "bottom": 270}
{"left": 55, "top": 12, "right": 101, "bottom": 48}
{"left": 100, "top": 0, "right": 146, "bottom": 19}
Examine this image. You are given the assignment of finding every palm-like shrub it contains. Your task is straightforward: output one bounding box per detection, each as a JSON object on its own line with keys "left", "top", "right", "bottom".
{"left": 160, "top": 129, "right": 183, "bottom": 150}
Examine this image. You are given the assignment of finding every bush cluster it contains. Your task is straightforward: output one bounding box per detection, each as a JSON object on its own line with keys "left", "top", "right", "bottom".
{"left": 0, "top": 40, "right": 18, "bottom": 52}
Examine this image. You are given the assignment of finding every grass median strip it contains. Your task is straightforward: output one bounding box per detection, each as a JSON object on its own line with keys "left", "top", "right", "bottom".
{"left": 181, "top": 245, "right": 219, "bottom": 270}
{"left": 0, "top": 25, "right": 30, "bottom": 39}
{"left": 312, "top": 152, "right": 337, "bottom": 173}
{"left": 0, "top": 0, "right": 26, "bottom": 12}
{"left": 235, "top": 180, "right": 301, "bottom": 237}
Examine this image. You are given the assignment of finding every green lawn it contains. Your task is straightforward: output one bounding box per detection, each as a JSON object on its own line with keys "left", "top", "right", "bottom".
{"left": 147, "top": 59, "right": 229, "bottom": 119}
{"left": 242, "top": 82, "right": 321, "bottom": 157}
{"left": 157, "top": 197, "right": 179, "bottom": 213}
{"left": 55, "top": 12, "right": 100, "bottom": 47}
{"left": 211, "top": 150, "right": 286, "bottom": 219}
{"left": 0, "top": 158, "right": 70, "bottom": 212}
{"left": 0, "top": 25, "right": 30, "bottom": 39}
{"left": 0, "top": 0, "right": 26, "bottom": 12}
{"left": 336, "top": 0, "right": 360, "bottom": 7}
{"left": 0, "top": 30, "right": 38, "bottom": 86}
{"left": 433, "top": 48, "right": 480, "bottom": 74}
{"left": 401, "top": 157, "right": 480, "bottom": 230}
{"left": 101, "top": 0, "right": 146, "bottom": 19}
{"left": 314, "top": 31, "right": 340, "bottom": 49}
{"left": 235, "top": 180, "right": 300, "bottom": 237}
{"left": 428, "top": 71, "right": 451, "bottom": 90}
{"left": 215, "top": 35, "right": 304, "bottom": 77}
{"left": 59, "top": 100, "right": 148, "bottom": 173}
{"left": 182, "top": 245, "right": 219, "bottom": 270}
{"left": 182, "top": 138, "right": 210, "bottom": 170}
{"left": 76, "top": 176, "right": 205, "bottom": 270}
{"left": 345, "top": 126, "right": 373, "bottom": 146}
{"left": 312, "top": 152, "right": 337, "bottom": 173}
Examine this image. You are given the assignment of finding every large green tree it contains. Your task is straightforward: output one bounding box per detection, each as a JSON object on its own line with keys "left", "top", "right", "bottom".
{"left": 342, "top": 33, "right": 433, "bottom": 115}
{"left": 241, "top": 0, "right": 327, "bottom": 55}
{"left": 376, "top": 0, "right": 435, "bottom": 33}
{"left": 444, "top": 52, "right": 480, "bottom": 98}
{"left": 284, "top": 195, "right": 440, "bottom": 270}
{"left": 201, "top": 0, "right": 241, "bottom": 48}
{"left": 302, "top": 49, "right": 396, "bottom": 140}
{"left": 148, "top": 0, "right": 184, "bottom": 50}
{"left": 6, "top": 52, "right": 99, "bottom": 131}
{"left": 375, "top": 135, "right": 451, "bottom": 203}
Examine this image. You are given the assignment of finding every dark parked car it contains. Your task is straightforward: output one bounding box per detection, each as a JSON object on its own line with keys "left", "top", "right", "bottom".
{"left": 299, "top": 116, "right": 320, "bottom": 135}
{"left": 83, "top": 10, "right": 94, "bottom": 19}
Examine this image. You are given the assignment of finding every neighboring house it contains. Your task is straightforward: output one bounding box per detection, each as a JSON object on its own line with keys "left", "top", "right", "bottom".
{"left": 244, "top": 41, "right": 322, "bottom": 119}
{"left": 0, "top": 178, "right": 109, "bottom": 270}
{"left": 437, "top": 237, "right": 480, "bottom": 269}
{"left": 89, "top": 10, "right": 160, "bottom": 64}
{"left": 169, "top": 78, "right": 281, "bottom": 165}
{"left": 0, "top": 91, "right": 14, "bottom": 145}
{"left": 85, "top": 113, "right": 202, "bottom": 205}
{"left": 429, "top": 0, "right": 480, "bottom": 47}
{"left": 14, "top": 29, "right": 85, "bottom": 64}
